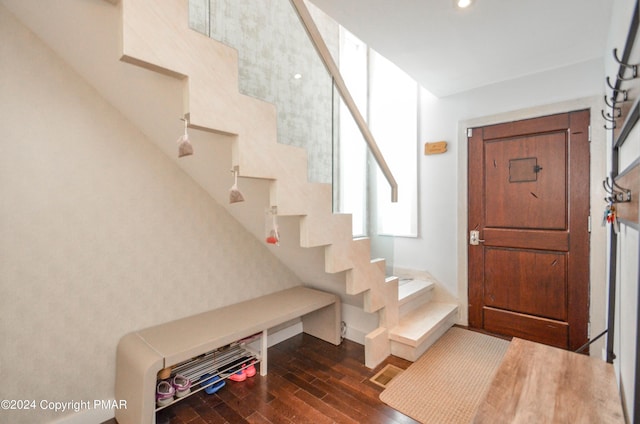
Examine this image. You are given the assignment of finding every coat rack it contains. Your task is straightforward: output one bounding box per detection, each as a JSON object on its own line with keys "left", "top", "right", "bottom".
{"left": 603, "top": 4, "right": 640, "bottom": 422}
{"left": 602, "top": 48, "right": 639, "bottom": 130}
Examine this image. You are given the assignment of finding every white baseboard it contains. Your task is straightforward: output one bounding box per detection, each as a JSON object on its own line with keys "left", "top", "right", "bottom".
{"left": 344, "top": 326, "right": 367, "bottom": 345}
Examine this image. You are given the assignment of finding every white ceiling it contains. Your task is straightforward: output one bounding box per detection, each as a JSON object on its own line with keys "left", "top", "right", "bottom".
{"left": 309, "top": 0, "right": 613, "bottom": 97}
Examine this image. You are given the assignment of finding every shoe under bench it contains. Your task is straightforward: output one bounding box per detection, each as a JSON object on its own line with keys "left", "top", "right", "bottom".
{"left": 114, "top": 286, "right": 341, "bottom": 424}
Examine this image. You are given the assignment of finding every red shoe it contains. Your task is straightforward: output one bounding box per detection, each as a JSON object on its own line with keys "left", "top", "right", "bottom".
{"left": 228, "top": 369, "right": 246, "bottom": 382}
{"left": 245, "top": 362, "right": 256, "bottom": 378}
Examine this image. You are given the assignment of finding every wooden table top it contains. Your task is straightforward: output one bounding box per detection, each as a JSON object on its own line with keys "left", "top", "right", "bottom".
{"left": 473, "top": 338, "right": 625, "bottom": 423}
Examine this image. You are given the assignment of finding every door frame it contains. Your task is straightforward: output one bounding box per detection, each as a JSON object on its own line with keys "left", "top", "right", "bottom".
{"left": 456, "top": 96, "right": 608, "bottom": 355}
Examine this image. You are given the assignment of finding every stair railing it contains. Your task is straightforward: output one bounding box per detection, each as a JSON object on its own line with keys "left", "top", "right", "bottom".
{"left": 289, "top": 0, "right": 398, "bottom": 203}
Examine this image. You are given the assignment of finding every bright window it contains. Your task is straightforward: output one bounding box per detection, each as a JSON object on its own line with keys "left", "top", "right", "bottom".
{"left": 337, "top": 29, "right": 419, "bottom": 238}
{"left": 370, "top": 51, "right": 418, "bottom": 237}
{"left": 337, "top": 28, "right": 368, "bottom": 237}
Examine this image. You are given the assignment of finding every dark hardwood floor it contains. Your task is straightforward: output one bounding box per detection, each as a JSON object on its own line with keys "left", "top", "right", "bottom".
{"left": 105, "top": 333, "right": 419, "bottom": 424}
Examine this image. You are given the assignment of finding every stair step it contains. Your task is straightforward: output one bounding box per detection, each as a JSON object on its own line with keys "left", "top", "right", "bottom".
{"left": 389, "top": 302, "right": 458, "bottom": 362}
{"left": 398, "top": 278, "right": 434, "bottom": 305}
{"left": 398, "top": 279, "right": 435, "bottom": 319}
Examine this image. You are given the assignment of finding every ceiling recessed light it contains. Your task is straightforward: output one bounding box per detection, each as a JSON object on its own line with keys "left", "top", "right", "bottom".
{"left": 456, "top": 0, "right": 473, "bottom": 8}
{"left": 293, "top": 73, "right": 303, "bottom": 80}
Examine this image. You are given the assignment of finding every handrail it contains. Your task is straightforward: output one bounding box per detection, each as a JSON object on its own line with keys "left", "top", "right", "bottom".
{"left": 289, "top": 0, "right": 398, "bottom": 203}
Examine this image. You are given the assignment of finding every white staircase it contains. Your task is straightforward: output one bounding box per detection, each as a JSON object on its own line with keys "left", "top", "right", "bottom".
{"left": 390, "top": 277, "right": 459, "bottom": 362}
{"left": 3, "top": 0, "right": 458, "bottom": 367}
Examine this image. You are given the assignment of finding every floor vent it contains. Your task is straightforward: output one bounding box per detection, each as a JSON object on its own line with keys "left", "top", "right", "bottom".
{"left": 369, "top": 364, "right": 404, "bottom": 388}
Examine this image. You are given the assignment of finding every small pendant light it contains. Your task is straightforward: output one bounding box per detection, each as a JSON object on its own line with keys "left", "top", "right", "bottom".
{"left": 177, "top": 114, "right": 193, "bottom": 158}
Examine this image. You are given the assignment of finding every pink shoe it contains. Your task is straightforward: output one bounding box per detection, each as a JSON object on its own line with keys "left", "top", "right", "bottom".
{"left": 228, "top": 369, "right": 246, "bottom": 382}
{"left": 245, "top": 362, "right": 256, "bottom": 378}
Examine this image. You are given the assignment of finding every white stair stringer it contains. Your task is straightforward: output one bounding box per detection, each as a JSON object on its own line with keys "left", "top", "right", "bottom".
{"left": 363, "top": 273, "right": 399, "bottom": 369}
{"left": 118, "top": 0, "right": 397, "bottom": 367}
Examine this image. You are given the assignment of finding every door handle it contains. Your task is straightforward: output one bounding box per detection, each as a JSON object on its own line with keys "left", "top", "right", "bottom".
{"left": 470, "top": 230, "right": 485, "bottom": 245}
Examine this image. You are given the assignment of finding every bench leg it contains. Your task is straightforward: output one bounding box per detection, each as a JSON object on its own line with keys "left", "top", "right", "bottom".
{"left": 260, "top": 329, "right": 268, "bottom": 376}
{"left": 302, "top": 298, "right": 341, "bottom": 345}
{"left": 115, "top": 333, "right": 164, "bottom": 424}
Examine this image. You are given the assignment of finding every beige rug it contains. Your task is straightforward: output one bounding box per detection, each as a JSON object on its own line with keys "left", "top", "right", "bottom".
{"left": 380, "top": 327, "right": 510, "bottom": 424}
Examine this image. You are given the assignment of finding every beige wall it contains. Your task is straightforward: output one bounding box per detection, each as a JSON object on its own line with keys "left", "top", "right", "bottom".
{"left": 0, "top": 6, "right": 300, "bottom": 423}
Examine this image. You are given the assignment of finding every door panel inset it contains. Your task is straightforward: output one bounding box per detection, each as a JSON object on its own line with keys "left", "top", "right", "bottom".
{"left": 484, "top": 248, "right": 567, "bottom": 321}
{"left": 485, "top": 132, "right": 567, "bottom": 230}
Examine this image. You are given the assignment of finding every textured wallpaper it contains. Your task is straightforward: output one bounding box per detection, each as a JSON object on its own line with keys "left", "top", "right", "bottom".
{"left": 189, "top": 0, "right": 338, "bottom": 184}
{"left": 0, "top": 6, "right": 300, "bottom": 423}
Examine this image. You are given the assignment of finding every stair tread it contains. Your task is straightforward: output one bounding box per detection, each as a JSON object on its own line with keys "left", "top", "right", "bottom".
{"left": 389, "top": 302, "right": 458, "bottom": 346}
{"left": 398, "top": 279, "right": 435, "bottom": 304}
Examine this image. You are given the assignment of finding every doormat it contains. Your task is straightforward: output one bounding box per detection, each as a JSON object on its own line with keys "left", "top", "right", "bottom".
{"left": 380, "top": 327, "right": 510, "bottom": 423}
{"left": 369, "top": 364, "right": 404, "bottom": 388}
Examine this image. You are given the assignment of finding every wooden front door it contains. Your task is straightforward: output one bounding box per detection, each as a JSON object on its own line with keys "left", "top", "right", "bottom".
{"left": 468, "top": 110, "right": 590, "bottom": 351}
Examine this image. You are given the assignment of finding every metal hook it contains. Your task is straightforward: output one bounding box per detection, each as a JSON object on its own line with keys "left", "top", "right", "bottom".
{"left": 606, "top": 76, "right": 628, "bottom": 102}
{"left": 604, "top": 121, "right": 617, "bottom": 130}
{"left": 603, "top": 178, "right": 614, "bottom": 194}
{"left": 611, "top": 178, "right": 626, "bottom": 192}
{"left": 603, "top": 176, "right": 632, "bottom": 203}
{"left": 601, "top": 109, "right": 617, "bottom": 123}
{"left": 613, "top": 48, "right": 638, "bottom": 80}
{"left": 603, "top": 96, "right": 622, "bottom": 117}
{"left": 604, "top": 95, "right": 618, "bottom": 109}
{"left": 611, "top": 177, "right": 632, "bottom": 202}
{"left": 604, "top": 109, "right": 621, "bottom": 120}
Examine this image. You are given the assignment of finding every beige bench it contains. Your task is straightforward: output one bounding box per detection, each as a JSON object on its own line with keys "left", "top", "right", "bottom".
{"left": 114, "top": 286, "right": 341, "bottom": 424}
